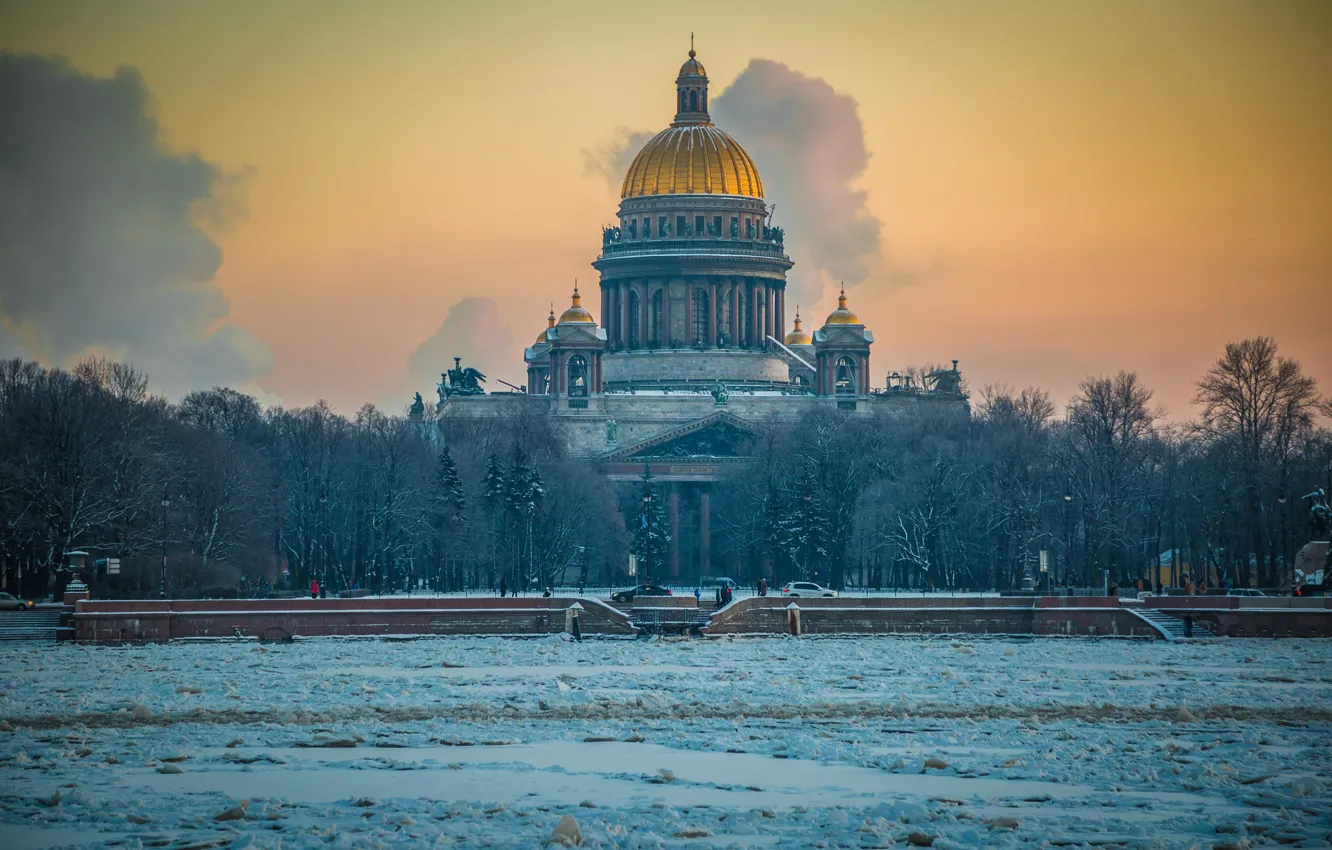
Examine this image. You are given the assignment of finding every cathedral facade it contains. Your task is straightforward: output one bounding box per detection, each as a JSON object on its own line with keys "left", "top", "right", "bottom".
{"left": 439, "top": 48, "right": 967, "bottom": 582}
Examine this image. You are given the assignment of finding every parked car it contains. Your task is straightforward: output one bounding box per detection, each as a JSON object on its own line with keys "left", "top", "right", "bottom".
{"left": 780, "top": 581, "right": 838, "bottom": 598}
{"left": 0, "top": 592, "right": 34, "bottom": 610}
{"left": 1226, "top": 588, "right": 1267, "bottom": 597}
{"left": 699, "top": 577, "right": 737, "bottom": 590}
{"left": 610, "top": 584, "right": 673, "bottom": 603}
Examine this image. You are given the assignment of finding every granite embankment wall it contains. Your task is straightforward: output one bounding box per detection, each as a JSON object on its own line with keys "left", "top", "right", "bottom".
{"left": 74, "top": 597, "right": 634, "bottom": 642}
{"left": 1143, "top": 596, "right": 1332, "bottom": 638}
{"left": 704, "top": 596, "right": 1161, "bottom": 638}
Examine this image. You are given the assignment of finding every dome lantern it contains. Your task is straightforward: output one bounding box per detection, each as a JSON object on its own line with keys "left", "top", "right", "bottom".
{"left": 675, "top": 34, "right": 709, "bottom": 124}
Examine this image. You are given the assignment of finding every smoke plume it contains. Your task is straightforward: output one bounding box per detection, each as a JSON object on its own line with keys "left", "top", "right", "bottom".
{"left": 401, "top": 297, "right": 516, "bottom": 408}
{"left": 0, "top": 53, "right": 272, "bottom": 397}
{"left": 712, "top": 59, "right": 883, "bottom": 306}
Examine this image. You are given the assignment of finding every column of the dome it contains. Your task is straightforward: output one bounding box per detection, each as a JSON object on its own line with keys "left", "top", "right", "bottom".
{"left": 764, "top": 284, "right": 774, "bottom": 347}
{"left": 618, "top": 281, "right": 629, "bottom": 349}
{"left": 661, "top": 280, "right": 672, "bottom": 347}
{"left": 728, "top": 281, "right": 738, "bottom": 346}
{"left": 748, "top": 280, "right": 759, "bottom": 349}
{"left": 775, "top": 289, "right": 784, "bottom": 342}
{"left": 707, "top": 278, "right": 718, "bottom": 347}
{"left": 687, "top": 279, "right": 697, "bottom": 346}
{"left": 601, "top": 285, "right": 610, "bottom": 341}
{"left": 640, "top": 280, "right": 651, "bottom": 348}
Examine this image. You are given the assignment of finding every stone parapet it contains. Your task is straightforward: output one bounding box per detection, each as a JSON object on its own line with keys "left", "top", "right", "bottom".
{"left": 73, "top": 597, "right": 635, "bottom": 643}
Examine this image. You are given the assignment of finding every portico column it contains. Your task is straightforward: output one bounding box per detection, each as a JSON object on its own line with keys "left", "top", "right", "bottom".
{"left": 638, "top": 281, "right": 649, "bottom": 349}
{"left": 699, "top": 488, "right": 711, "bottom": 574}
{"left": 668, "top": 487, "right": 680, "bottom": 577}
{"left": 776, "top": 289, "right": 785, "bottom": 342}
{"left": 601, "top": 286, "right": 609, "bottom": 333}
{"left": 708, "top": 279, "right": 718, "bottom": 347}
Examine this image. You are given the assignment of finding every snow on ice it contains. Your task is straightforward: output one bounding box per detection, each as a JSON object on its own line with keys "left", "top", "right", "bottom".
{"left": 1, "top": 635, "right": 1329, "bottom": 848}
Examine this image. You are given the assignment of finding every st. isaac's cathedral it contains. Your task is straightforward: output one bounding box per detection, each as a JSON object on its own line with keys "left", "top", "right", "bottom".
{"left": 437, "top": 47, "right": 967, "bottom": 580}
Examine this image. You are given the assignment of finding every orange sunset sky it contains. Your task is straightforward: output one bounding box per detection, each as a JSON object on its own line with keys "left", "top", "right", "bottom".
{"left": 2, "top": 0, "right": 1329, "bottom": 417}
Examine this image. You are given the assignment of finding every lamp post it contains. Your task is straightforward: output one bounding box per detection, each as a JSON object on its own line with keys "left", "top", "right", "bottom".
{"left": 319, "top": 489, "right": 328, "bottom": 592}
{"left": 160, "top": 488, "right": 170, "bottom": 599}
{"left": 1278, "top": 494, "right": 1288, "bottom": 590}
{"left": 1063, "top": 492, "right": 1073, "bottom": 591}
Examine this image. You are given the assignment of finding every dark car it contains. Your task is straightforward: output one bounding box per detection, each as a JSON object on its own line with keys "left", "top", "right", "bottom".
{"left": 611, "top": 584, "right": 672, "bottom": 603}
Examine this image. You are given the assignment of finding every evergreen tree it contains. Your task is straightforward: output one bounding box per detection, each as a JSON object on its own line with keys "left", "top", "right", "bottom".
{"left": 632, "top": 465, "right": 670, "bottom": 584}
{"left": 431, "top": 446, "right": 465, "bottom": 590}
{"left": 481, "top": 454, "right": 506, "bottom": 587}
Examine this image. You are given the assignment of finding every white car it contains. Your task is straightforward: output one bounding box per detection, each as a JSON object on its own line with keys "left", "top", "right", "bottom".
{"left": 780, "top": 581, "right": 838, "bottom": 598}
{"left": 1226, "top": 588, "right": 1267, "bottom": 597}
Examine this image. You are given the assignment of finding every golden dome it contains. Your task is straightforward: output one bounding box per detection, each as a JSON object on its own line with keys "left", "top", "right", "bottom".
{"left": 621, "top": 124, "right": 763, "bottom": 199}
{"left": 784, "top": 308, "right": 812, "bottom": 345}
{"left": 558, "top": 283, "right": 595, "bottom": 324}
{"left": 678, "top": 48, "right": 706, "bottom": 78}
{"left": 824, "top": 284, "right": 861, "bottom": 325}
{"left": 535, "top": 305, "right": 555, "bottom": 343}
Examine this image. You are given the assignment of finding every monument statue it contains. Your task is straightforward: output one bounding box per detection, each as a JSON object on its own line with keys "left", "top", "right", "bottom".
{"left": 926, "top": 360, "right": 963, "bottom": 394}
{"left": 1307, "top": 488, "right": 1331, "bottom": 540}
{"left": 606, "top": 418, "right": 618, "bottom": 443}
{"left": 711, "top": 382, "right": 729, "bottom": 405}
{"left": 409, "top": 392, "right": 425, "bottom": 419}
{"left": 436, "top": 357, "right": 487, "bottom": 409}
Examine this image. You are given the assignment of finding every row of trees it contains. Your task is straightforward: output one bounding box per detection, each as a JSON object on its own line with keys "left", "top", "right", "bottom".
{"left": 0, "top": 337, "right": 1326, "bottom": 597}
{"left": 712, "top": 337, "right": 1328, "bottom": 591}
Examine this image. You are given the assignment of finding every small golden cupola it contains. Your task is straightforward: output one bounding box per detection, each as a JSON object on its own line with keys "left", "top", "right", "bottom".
{"left": 784, "top": 307, "right": 813, "bottom": 345}
{"left": 558, "top": 282, "right": 595, "bottom": 324}
{"left": 824, "top": 283, "right": 861, "bottom": 326}
{"left": 536, "top": 305, "right": 556, "bottom": 343}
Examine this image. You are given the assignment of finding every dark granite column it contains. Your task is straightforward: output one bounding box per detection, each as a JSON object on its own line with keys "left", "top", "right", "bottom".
{"left": 668, "top": 487, "right": 680, "bottom": 578}
{"left": 699, "top": 488, "right": 711, "bottom": 575}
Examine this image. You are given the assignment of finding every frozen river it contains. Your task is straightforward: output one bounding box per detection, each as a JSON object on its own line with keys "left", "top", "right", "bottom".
{"left": 2, "top": 635, "right": 1329, "bottom": 848}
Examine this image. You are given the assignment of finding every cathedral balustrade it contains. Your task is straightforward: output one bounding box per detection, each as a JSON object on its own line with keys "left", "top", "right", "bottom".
{"left": 598, "top": 237, "right": 790, "bottom": 262}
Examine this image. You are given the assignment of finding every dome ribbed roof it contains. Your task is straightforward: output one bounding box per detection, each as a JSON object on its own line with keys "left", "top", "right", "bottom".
{"left": 621, "top": 124, "right": 764, "bottom": 199}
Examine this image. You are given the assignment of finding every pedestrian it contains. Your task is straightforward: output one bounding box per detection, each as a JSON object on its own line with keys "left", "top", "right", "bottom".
{"left": 1198, "top": 582, "right": 1207, "bottom": 596}
{"left": 758, "top": 577, "right": 767, "bottom": 597}
{"left": 1156, "top": 581, "right": 1164, "bottom": 596}
{"left": 1183, "top": 614, "right": 1194, "bottom": 638}
{"left": 500, "top": 576, "right": 508, "bottom": 598}
{"left": 310, "top": 578, "right": 320, "bottom": 600}
{"left": 1109, "top": 582, "right": 1118, "bottom": 597}
{"left": 542, "top": 586, "right": 552, "bottom": 598}
{"left": 1186, "top": 578, "right": 1196, "bottom": 595}
{"left": 694, "top": 587, "right": 701, "bottom": 603}
{"left": 715, "top": 587, "right": 722, "bottom": 606}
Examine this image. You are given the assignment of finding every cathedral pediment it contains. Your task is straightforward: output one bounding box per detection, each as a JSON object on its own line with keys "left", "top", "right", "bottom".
{"left": 605, "top": 411, "right": 761, "bottom": 461}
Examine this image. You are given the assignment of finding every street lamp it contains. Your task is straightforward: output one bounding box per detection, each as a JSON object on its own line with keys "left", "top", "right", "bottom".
{"left": 1278, "top": 494, "right": 1289, "bottom": 589}
{"left": 1063, "top": 492, "right": 1073, "bottom": 590}
{"left": 160, "top": 488, "right": 171, "bottom": 599}
{"left": 319, "top": 489, "right": 328, "bottom": 592}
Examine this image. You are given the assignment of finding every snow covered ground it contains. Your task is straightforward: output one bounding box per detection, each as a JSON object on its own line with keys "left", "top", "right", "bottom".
{"left": 1, "top": 635, "right": 1329, "bottom": 848}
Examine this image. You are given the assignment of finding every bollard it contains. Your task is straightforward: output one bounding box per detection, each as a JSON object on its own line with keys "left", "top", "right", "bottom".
{"left": 566, "top": 602, "right": 583, "bottom": 642}
{"left": 786, "top": 601, "right": 801, "bottom": 636}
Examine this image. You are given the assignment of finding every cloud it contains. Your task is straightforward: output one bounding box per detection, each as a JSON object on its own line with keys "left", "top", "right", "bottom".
{"left": 398, "top": 297, "right": 515, "bottom": 409}
{"left": 712, "top": 59, "right": 884, "bottom": 307}
{"left": 0, "top": 52, "right": 272, "bottom": 397}
{"left": 582, "top": 59, "right": 886, "bottom": 310}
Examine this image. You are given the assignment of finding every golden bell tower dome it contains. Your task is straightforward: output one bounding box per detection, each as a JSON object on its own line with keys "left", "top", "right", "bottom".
{"left": 558, "top": 282, "right": 595, "bottom": 324}
{"left": 784, "top": 307, "right": 813, "bottom": 345}
{"left": 620, "top": 42, "right": 764, "bottom": 199}
{"left": 824, "top": 283, "right": 862, "bottom": 326}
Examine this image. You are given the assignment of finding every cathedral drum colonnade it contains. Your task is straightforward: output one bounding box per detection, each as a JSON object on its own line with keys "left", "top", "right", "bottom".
{"left": 441, "top": 46, "right": 968, "bottom": 584}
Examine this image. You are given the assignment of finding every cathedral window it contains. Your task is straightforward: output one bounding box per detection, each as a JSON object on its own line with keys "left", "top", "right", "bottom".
{"left": 713, "top": 215, "right": 722, "bottom": 236}
{"left": 568, "top": 355, "right": 589, "bottom": 397}
{"left": 676, "top": 216, "right": 687, "bottom": 237}
{"left": 691, "top": 289, "right": 709, "bottom": 344}
{"left": 643, "top": 218, "right": 651, "bottom": 238}
{"left": 835, "top": 356, "right": 858, "bottom": 395}
{"left": 689, "top": 90, "right": 698, "bottom": 111}
{"left": 679, "top": 90, "right": 687, "bottom": 112}
{"left": 694, "top": 215, "right": 705, "bottom": 236}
